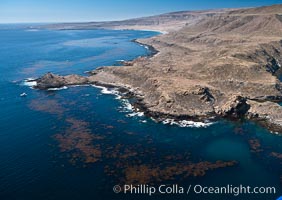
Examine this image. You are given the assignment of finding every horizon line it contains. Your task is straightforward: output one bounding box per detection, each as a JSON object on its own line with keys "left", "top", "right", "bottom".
{"left": 0, "top": 5, "right": 256, "bottom": 25}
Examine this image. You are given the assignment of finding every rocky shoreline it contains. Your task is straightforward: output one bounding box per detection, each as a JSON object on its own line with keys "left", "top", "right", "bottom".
{"left": 32, "top": 4, "right": 282, "bottom": 134}
{"left": 31, "top": 70, "right": 282, "bottom": 133}
{"left": 31, "top": 72, "right": 218, "bottom": 122}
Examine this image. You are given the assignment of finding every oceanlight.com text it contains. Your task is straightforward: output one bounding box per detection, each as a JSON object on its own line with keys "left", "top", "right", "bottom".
{"left": 113, "top": 184, "right": 277, "bottom": 197}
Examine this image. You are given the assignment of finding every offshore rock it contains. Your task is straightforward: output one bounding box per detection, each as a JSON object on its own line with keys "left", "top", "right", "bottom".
{"left": 35, "top": 72, "right": 89, "bottom": 89}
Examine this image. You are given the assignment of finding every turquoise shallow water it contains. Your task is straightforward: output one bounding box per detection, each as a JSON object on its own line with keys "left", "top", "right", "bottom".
{"left": 0, "top": 26, "right": 282, "bottom": 200}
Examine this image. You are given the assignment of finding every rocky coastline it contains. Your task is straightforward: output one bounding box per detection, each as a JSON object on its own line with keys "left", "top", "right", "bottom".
{"left": 33, "top": 4, "right": 282, "bottom": 134}
{"left": 32, "top": 70, "right": 282, "bottom": 133}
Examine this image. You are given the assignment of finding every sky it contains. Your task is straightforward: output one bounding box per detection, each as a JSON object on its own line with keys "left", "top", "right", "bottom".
{"left": 0, "top": 0, "right": 282, "bottom": 23}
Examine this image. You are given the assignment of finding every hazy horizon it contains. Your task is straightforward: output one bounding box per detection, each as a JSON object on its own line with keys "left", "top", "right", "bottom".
{"left": 0, "top": 0, "right": 282, "bottom": 23}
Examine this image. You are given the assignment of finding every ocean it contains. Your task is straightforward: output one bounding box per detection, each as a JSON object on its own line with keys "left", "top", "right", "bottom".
{"left": 0, "top": 25, "right": 281, "bottom": 200}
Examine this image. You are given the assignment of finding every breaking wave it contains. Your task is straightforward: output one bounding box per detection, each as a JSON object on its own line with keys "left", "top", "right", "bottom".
{"left": 21, "top": 78, "right": 37, "bottom": 88}
{"left": 162, "top": 118, "right": 214, "bottom": 128}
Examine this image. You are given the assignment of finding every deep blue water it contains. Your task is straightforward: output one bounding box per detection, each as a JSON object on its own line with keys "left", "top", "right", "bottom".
{"left": 0, "top": 26, "right": 282, "bottom": 200}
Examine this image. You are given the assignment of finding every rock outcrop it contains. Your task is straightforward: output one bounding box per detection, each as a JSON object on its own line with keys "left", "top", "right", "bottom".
{"left": 35, "top": 72, "right": 89, "bottom": 89}
{"left": 215, "top": 96, "right": 250, "bottom": 118}
{"left": 247, "top": 100, "right": 282, "bottom": 133}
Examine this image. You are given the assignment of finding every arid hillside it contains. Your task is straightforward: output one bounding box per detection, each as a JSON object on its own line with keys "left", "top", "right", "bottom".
{"left": 39, "top": 9, "right": 235, "bottom": 32}
{"left": 36, "top": 4, "right": 282, "bottom": 133}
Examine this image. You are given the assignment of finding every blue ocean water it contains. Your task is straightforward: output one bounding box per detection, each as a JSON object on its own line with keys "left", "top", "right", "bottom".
{"left": 0, "top": 26, "right": 282, "bottom": 200}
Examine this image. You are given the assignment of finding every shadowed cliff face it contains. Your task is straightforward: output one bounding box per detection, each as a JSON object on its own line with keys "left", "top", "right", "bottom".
{"left": 35, "top": 4, "right": 282, "bottom": 133}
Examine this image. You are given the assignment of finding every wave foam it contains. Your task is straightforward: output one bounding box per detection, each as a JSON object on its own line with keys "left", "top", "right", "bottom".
{"left": 22, "top": 78, "right": 37, "bottom": 88}
{"left": 139, "top": 44, "right": 149, "bottom": 50}
{"left": 126, "top": 112, "right": 144, "bottom": 117}
{"left": 93, "top": 85, "right": 145, "bottom": 119}
{"left": 162, "top": 118, "right": 214, "bottom": 128}
{"left": 92, "top": 85, "right": 119, "bottom": 95}
{"left": 47, "top": 86, "right": 68, "bottom": 91}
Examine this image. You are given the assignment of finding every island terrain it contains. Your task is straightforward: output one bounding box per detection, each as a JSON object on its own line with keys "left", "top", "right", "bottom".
{"left": 34, "top": 4, "right": 282, "bottom": 133}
